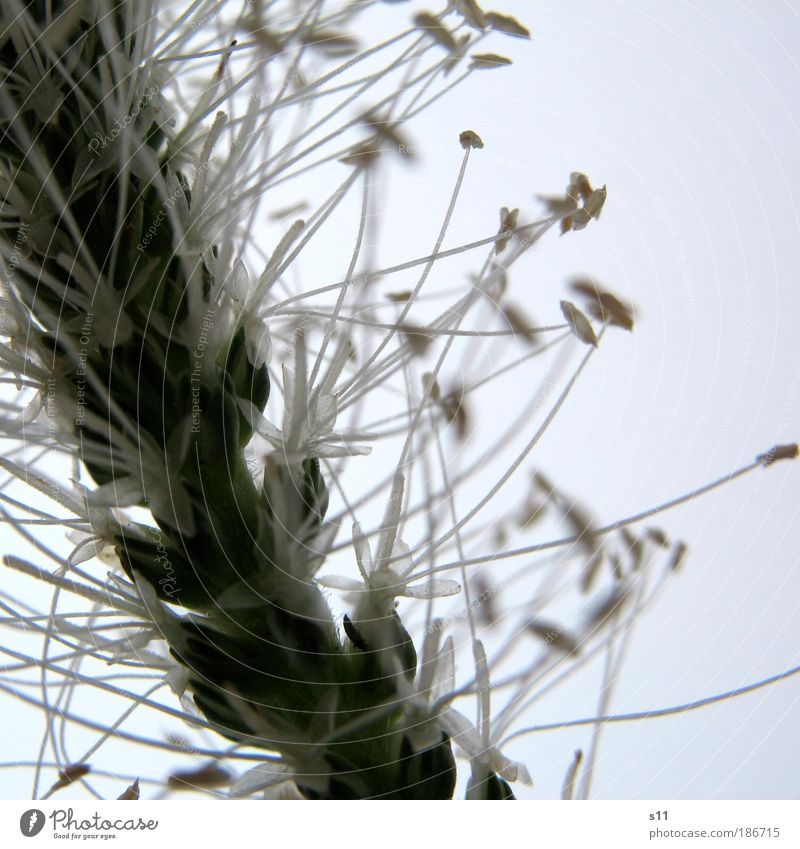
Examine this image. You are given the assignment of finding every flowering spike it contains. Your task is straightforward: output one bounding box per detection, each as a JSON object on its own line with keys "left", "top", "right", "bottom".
{"left": 0, "top": 0, "right": 787, "bottom": 806}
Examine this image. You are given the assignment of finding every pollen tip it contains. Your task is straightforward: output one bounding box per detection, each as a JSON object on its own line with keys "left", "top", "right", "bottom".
{"left": 459, "top": 129, "right": 484, "bottom": 150}
{"left": 756, "top": 443, "right": 799, "bottom": 467}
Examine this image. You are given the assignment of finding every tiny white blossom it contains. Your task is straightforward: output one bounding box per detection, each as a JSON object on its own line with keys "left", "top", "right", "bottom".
{"left": 438, "top": 706, "right": 532, "bottom": 786}
{"left": 319, "top": 520, "right": 461, "bottom": 603}
{"left": 239, "top": 329, "right": 372, "bottom": 464}
{"left": 401, "top": 629, "right": 531, "bottom": 787}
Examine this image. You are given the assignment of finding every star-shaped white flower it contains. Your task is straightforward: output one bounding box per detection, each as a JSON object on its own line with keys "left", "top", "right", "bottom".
{"left": 318, "top": 523, "right": 461, "bottom": 603}
{"left": 438, "top": 705, "right": 532, "bottom": 786}
{"left": 318, "top": 473, "right": 460, "bottom": 603}
{"left": 408, "top": 628, "right": 532, "bottom": 786}
{"left": 239, "top": 327, "right": 372, "bottom": 464}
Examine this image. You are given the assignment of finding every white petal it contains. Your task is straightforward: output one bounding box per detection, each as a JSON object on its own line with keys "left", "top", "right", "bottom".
{"left": 417, "top": 624, "right": 443, "bottom": 699}
{"left": 227, "top": 259, "right": 250, "bottom": 309}
{"left": 110, "top": 629, "right": 153, "bottom": 661}
{"left": 352, "top": 521, "right": 373, "bottom": 581}
{"left": 237, "top": 398, "right": 282, "bottom": 446}
{"left": 305, "top": 441, "right": 371, "bottom": 458}
{"left": 376, "top": 472, "right": 404, "bottom": 563}
{"left": 132, "top": 574, "right": 174, "bottom": 626}
{"left": 67, "top": 535, "right": 102, "bottom": 566}
{"left": 433, "top": 636, "right": 456, "bottom": 701}
{"left": 490, "top": 748, "right": 532, "bottom": 786}
{"left": 402, "top": 578, "right": 461, "bottom": 599}
{"left": 165, "top": 665, "right": 190, "bottom": 698}
{"left": 314, "top": 393, "right": 338, "bottom": 434}
{"left": 474, "top": 639, "right": 491, "bottom": 746}
{"left": 516, "top": 762, "right": 533, "bottom": 786}
{"left": 439, "top": 707, "right": 484, "bottom": 759}
{"left": 389, "top": 539, "right": 413, "bottom": 577}
{"left": 244, "top": 316, "right": 271, "bottom": 368}
{"left": 286, "top": 336, "right": 310, "bottom": 447}
{"left": 261, "top": 782, "right": 304, "bottom": 800}
{"left": 231, "top": 762, "right": 291, "bottom": 797}
{"left": 281, "top": 363, "right": 298, "bottom": 435}
{"left": 20, "top": 391, "right": 44, "bottom": 425}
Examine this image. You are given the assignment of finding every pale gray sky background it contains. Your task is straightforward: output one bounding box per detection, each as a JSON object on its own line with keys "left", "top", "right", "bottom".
{"left": 1, "top": 1, "right": 798, "bottom": 800}
{"left": 448, "top": 0, "right": 800, "bottom": 799}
